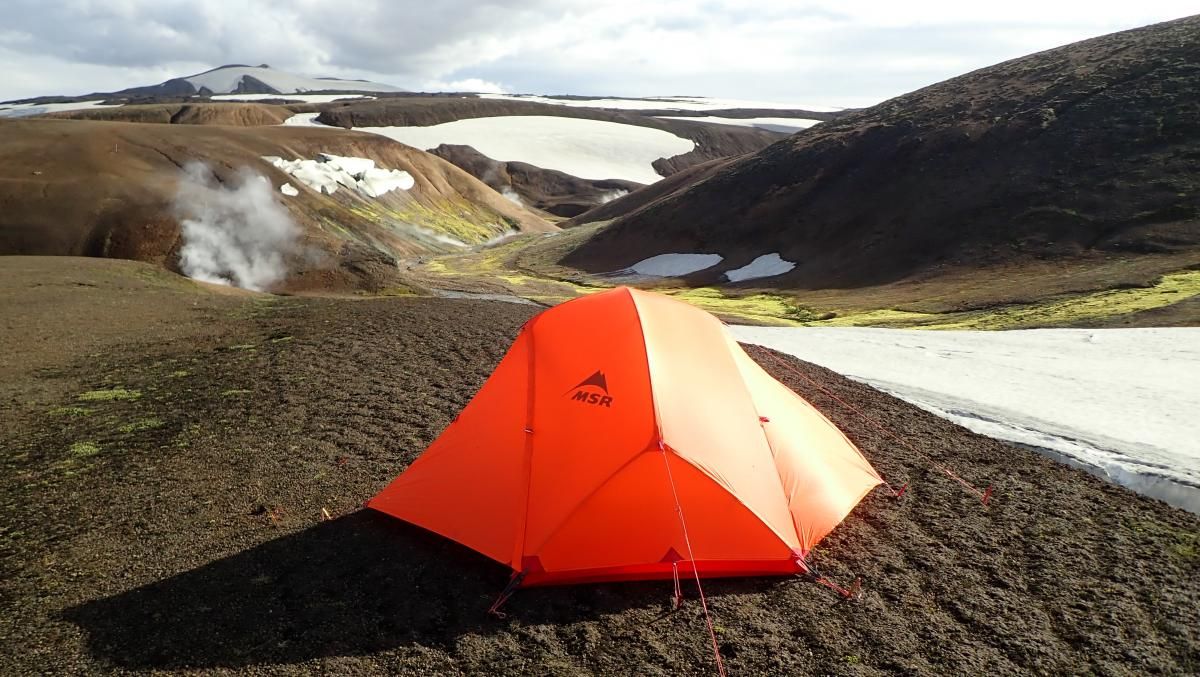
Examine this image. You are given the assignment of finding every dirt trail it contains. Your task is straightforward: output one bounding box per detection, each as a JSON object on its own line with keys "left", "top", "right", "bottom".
{"left": 1, "top": 262, "right": 1196, "bottom": 675}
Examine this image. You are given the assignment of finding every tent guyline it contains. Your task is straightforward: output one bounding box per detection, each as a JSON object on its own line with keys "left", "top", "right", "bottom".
{"left": 368, "top": 287, "right": 895, "bottom": 672}
{"left": 758, "top": 349, "right": 994, "bottom": 507}
{"left": 659, "top": 440, "right": 728, "bottom": 677}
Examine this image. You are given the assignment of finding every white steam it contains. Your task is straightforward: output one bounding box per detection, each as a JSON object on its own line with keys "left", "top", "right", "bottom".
{"left": 175, "top": 162, "right": 300, "bottom": 291}
{"left": 600, "top": 189, "right": 629, "bottom": 203}
{"left": 500, "top": 186, "right": 523, "bottom": 206}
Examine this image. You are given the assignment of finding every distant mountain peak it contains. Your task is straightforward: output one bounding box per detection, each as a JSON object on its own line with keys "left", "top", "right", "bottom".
{"left": 66, "top": 64, "right": 409, "bottom": 100}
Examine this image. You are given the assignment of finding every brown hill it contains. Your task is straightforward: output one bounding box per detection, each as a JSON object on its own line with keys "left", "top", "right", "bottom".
{"left": 562, "top": 156, "right": 740, "bottom": 227}
{"left": 562, "top": 16, "right": 1200, "bottom": 287}
{"left": 0, "top": 118, "right": 553, "bottom": 292}
{"left": 316, "top": 97, "right": 786, "bottom": 177}
{"left": 428, "top": 144, "right": 642, "bottom": 218}
{"left": 45, "top": 103, "right": 297, "bottom": 126}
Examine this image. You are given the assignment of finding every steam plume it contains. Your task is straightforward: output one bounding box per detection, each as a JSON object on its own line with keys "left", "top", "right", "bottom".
{"left": 174, "top": 162, "right": 299, "bottom": 291}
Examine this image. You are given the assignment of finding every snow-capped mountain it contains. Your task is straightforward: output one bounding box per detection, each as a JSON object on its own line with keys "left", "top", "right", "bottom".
{"left": 34, "top": 64, "right": 409, "bottom": 100}
{"left": 174, "top": 64, "right": 405, "bottom": 95}
{"left": 2, "top": 64, "right": 406, "bottom": 105}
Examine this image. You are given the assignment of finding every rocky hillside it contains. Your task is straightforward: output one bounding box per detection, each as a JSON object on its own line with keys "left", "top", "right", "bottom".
{"left": 0, "top": 118, "right": 553, "bottom": 292}
{"left": 562, "top": 156, "right": 740, "bottom": 227}
{"left": 429, "top": 144, "right": 641, "bottom": 218}
{"left": 563, "top": 15, "right": 1200, "bottom": 287}
{"left": 46, "top": 103, "right": 300, "bottom": 126}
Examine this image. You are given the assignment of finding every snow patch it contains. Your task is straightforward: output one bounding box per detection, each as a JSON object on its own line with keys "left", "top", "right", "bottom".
{"left": 211, "top": 93, "right": 374, "bottom": 103}
{"left": 174, "top": 163, "right": 299, "bottom": 291}
{"left": 355, "top": 116, "right": 693, "bottom": 184}
{"left": 279, "top": 183, "right": 299, "bottom": 197}
{"left": 724, "top": 253, "right": 796, "bottom": 282}
{"left": 0, "top": 100, "right": 120, "bottom": 118}
{"left": 729, "top": 326, "right": 1200, "bottom": 514}
{"left": 281, "top": 113, "right": 334, "bottom": 127}
{"left": 479, "top": 93, "right": 842, "bottom": 113}
{"left": 629, "top": 253, "right": 723, "bottom": 277}
{"left": 657, "top": 116, "right": 821, "bottom": 133}
{"left": 263, "top": 153, "right": 414, "bottom": 197}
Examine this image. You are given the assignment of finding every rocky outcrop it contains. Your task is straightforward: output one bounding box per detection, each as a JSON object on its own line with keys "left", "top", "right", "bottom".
{"left": 429, "top": 144, "right": 642, "bottom": 218}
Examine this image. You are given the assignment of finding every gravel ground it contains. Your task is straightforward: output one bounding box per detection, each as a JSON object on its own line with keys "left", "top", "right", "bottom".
{"left": 1, "top": 269, "right": 1197, "bottom": 675}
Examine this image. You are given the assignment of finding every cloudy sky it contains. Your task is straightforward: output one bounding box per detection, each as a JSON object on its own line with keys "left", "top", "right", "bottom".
{"left": 0, "top": 1, "right": 1194, "bottom": 106}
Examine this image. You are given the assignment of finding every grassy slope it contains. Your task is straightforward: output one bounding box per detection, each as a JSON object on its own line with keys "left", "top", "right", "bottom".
{"left": 404, "top": 228, "right": 1200, "bottom": 328}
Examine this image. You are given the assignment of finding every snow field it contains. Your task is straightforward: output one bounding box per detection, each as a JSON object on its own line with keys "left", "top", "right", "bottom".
{"left": 355, "top": 116, "right": 693, "bottom": 184}
{"left": 479, "top": 93, "right": 843, "bottom": 112}
{"left": 281, "top": 113, "right": 333, "bottom": 127}
{"left": 729, "top": 326, "right": 1200, "bottom": 514}
{"left": 724, "top": 253, "right": 796, "bottom": 281}
{"left": 0, "top": 100, "right": 119, "bottom": 118}
{"left": 628, "top": 253, "right": 723, "bottom": 276}
{"left": 656, "top": 115, "right": 821, "bottom": 133}
{"left": 211, "top": 93, "right": 375, "bottom": 103}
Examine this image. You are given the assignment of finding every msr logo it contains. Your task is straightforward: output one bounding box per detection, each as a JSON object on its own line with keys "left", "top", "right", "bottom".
{"left": 566, "top": 370, "right": 614, "bottom": 408}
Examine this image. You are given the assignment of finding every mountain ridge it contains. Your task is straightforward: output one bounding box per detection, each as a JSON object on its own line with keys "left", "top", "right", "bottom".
{"left": 562, "top": 14, "right": 1200, "bottom": 288}
{"left": 2, "top": 64, "right": 405, "bottom": 104}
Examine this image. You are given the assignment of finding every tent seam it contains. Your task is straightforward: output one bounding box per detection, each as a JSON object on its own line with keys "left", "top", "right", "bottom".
{"left": 631, "top": 289, "right": 798, "bottom": 557}
{"left": 522, "top": 289, "right": 661, "bottom": 559}
{"left": 510, "top": 319, "right": 540, "bottom": 571}
{"left": 625, "top": 288, "right": 665, "bottom": 443}
{"left": 715, "top": 336, "right": 807, "bottom": 552}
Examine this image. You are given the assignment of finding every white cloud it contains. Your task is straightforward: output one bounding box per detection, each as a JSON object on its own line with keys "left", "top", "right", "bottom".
{"left": 0, "top": 1, "right": 1194, "bottom": 105}
{"left": 420, "top": 78, "right": 507, "bottom": 94}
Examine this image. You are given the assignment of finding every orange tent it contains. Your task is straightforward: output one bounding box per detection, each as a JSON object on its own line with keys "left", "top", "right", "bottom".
{"left": 368, "top": 287, "right": 882, "bottom": 586}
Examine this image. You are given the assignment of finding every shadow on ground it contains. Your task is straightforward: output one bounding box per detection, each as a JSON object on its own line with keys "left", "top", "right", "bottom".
{"left": 61, "top": 511, "right": 700, "bottom": 671}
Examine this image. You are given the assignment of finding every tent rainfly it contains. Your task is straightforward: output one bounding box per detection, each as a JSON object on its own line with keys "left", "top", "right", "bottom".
{"left": 368, "top": 287, "right": 883, "bottom": 587}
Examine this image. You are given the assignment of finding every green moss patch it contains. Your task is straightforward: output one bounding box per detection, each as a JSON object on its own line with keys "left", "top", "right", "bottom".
{"left": 118, "top": 418, "right": 164, "bottom": 434}
{"left": 68, "top": 441, "right": 101, "bottom": 458}
{"left": 77, "top": 388, "right": 141, "bottom": 402}
{"left": 49, "top": 406, "right": 93, "bottom": 417}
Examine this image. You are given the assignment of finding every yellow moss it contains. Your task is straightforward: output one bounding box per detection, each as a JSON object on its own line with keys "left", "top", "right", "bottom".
{"left": 413, "top": 222, "right": 1200, "bottom": 330}
{"left": 812, "top": 308, "right": 936, "bottom": 327}
{"left": 69, "top": 441, "right": 101, "bottom": 458}
{"left": 918, "top": 270, "right": 1200, "bottom": 329}
{"left": 665, "top": 288, "right": 808, "bottom": 326}
{"left": 377, "top": 287, "right": 417, "bottom": 297}
{"left": 385, "top": 197, "right": 508, "bottom": 246}
{"left": 78, "top": 388, "right": 141, "bottom": 402}
{"left": 809, "top": 269, "right": 1200, "bottom": 330}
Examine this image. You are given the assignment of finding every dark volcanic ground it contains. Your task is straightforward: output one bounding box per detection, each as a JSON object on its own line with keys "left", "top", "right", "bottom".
{"left": 1, "top": 266, "right": 1198, "bottom": 675}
